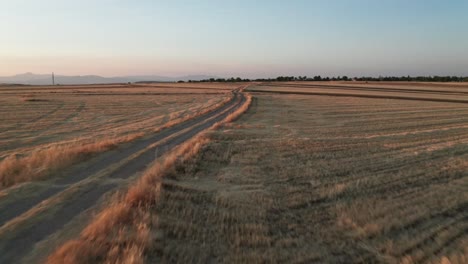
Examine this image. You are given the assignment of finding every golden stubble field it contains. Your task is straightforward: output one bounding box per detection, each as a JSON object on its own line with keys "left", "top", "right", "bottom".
{"left": 0, "top": 83, "right": 237, "bottom": 189}
{"left": 60, "top": 88, "right": 467, "bottom": 263}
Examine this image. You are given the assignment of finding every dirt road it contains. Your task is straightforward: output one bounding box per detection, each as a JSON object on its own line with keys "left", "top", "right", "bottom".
{"left": 0, "top": 90, "right": 246, "bottom": 263}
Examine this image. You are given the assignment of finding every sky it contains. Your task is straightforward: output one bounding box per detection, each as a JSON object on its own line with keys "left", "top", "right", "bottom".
{"left": 1, "top": 0, "right": 468, "bottom": 78}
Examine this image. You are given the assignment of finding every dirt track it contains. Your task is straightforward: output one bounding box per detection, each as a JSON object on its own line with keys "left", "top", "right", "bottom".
{"left": 0, "top": 90, "right": 246, "bottom": 263}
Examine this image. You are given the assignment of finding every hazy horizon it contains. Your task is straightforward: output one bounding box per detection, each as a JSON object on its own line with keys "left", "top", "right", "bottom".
{"left": 2, "top": 0, "right": 468, "bottom": 78}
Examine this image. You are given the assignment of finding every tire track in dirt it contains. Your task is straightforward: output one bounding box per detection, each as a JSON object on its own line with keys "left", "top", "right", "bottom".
{"left": 39, "top": 101, "right": 86, "bottom": 131}
{"left": 0, "top": 91, "right": 247, "bottom": 264}
{"left": 0, "top": 102, "right": 65, "bottom": 135}
{"left": 23, "top": 102, "right": 66, "bottom": 126}
{"left": 0, "top": 102, "right": 85, "bottom": 145}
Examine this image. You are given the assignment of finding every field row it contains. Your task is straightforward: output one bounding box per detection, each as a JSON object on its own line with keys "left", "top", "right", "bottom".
{"left": 248, "top": 82, "right": 468, "bottom": 103}
{"left": 285, "top": 81, "right": 468, "bottom": 93}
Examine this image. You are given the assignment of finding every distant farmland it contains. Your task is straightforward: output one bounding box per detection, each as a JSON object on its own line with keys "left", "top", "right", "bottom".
{"left": 248, "top": 81, "right": 468, "bottom": 104}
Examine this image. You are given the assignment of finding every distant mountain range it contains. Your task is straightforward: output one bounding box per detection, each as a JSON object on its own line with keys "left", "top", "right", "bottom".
{"left": 0, "top": 73, "right": 216, "bottom": 85}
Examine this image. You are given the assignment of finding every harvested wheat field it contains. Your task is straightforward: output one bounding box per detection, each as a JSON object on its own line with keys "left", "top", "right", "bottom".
{"left": 0, "top": 84, "right": 237, "bottom": 188}
{"left": 44, "top": 83, "right": 468, "bottom": 264}
{"left": 0, "top": 83, "right": 249, "bottom": 263}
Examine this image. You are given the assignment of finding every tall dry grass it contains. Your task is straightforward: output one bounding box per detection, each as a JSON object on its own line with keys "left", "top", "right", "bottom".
{"left": 224, "top": 93, "right": 252, "bottom": 123}
{"left": 47, "top": 93, "right": 253, "bottom": 263}
{"left": 0, "top": 133, "right": 144, "bottom": 190}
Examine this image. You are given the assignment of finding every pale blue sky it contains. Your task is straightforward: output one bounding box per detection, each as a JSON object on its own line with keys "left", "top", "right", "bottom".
{"left": 1, "top": 0, "right": 467, "bottom": 77}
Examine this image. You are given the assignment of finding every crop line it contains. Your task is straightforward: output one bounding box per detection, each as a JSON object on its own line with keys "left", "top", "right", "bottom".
{"left": 259, "top": 83, "right": 468, "bottom": 95}
{"left": 248, "top": 89, "right": 468, "bottom": 104}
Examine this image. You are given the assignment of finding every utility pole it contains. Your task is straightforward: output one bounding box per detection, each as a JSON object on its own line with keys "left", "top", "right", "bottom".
{"left": 52, "top": 72, "right": 55, "bottom": 85}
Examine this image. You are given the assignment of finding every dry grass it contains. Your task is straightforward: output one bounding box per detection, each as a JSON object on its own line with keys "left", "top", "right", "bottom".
{"left": 47, "top": 92, "right": 252, "bottom": 263}
{"left": 0, "top": 133, "right": 143, "bottom": 189}
{"left": 224, "top": 93, "right": 252, "bottom": 123}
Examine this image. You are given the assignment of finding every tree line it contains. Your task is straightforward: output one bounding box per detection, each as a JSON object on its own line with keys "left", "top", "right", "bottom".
{"left": 184, "top": 75, "right": 468, "bottom": 83}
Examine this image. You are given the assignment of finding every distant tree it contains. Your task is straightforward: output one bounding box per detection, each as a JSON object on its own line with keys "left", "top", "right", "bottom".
{"left": 194, "top": 75, "right": 468, "bottom": 83}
